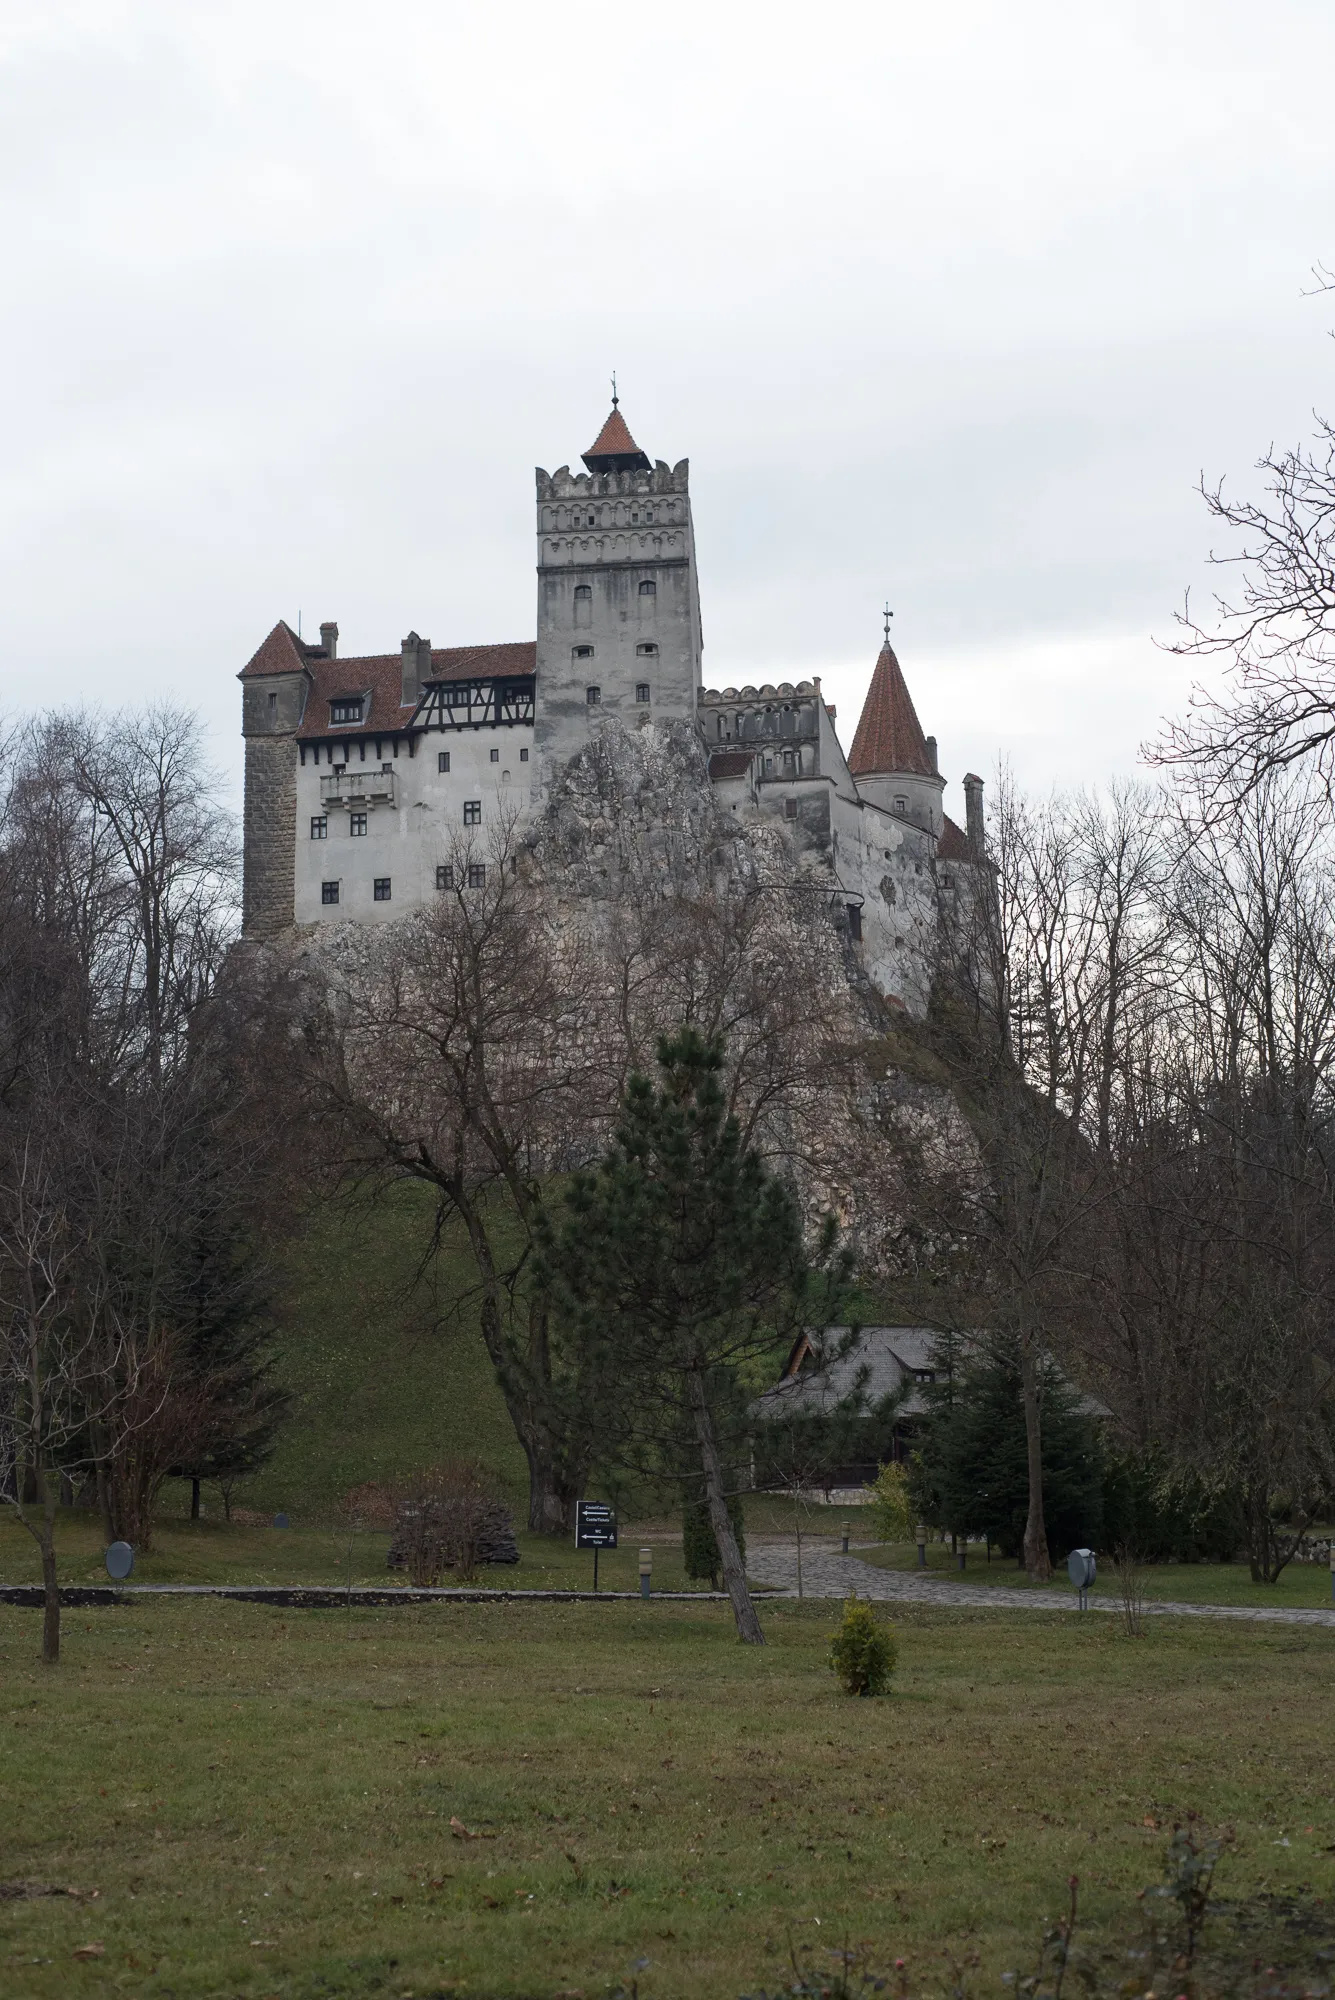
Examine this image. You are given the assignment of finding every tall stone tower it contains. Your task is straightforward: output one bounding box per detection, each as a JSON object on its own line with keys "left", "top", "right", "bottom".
{"left": 532, "top": 400, "right": 702, "bottom": 790}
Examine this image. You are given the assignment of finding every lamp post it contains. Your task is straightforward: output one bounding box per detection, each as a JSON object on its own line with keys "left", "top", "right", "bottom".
{"left": 915, "top": 1523, "right": 928, "bottom": 1569}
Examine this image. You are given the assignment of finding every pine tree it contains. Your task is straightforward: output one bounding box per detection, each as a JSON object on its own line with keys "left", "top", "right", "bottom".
{"left": 540, "top": 1027, "right": 844, "bottom": 1645}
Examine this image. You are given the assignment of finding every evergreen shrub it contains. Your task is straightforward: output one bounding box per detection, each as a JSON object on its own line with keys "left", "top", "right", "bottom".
{"left": 682, "top": 1493, "right": 746, "bottom": 1588}
{"left": 866, "top": 1461, "right": 913, "bottom": 1541}
{"left": 828, "top": 1595, "right": 896, "bottom": 1696}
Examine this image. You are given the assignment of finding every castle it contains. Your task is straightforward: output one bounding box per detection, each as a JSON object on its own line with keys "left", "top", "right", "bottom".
{"left": 239, "top": 401, "right": 985, "bottom": 1015}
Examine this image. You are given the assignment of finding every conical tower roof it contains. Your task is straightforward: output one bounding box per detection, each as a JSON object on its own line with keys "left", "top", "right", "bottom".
{"left": 848, "top": 640, "right": 934, "bottom": 779}
{"left": 582, "top": 404, "right": 651, "bottom": 473}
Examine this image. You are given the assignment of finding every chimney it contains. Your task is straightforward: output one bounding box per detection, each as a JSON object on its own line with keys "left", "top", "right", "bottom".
{"left": 963, "top": 772, "right": 985, "bottom": 857}
{"left": 401, "top": 630, "right": 425, "bottom": 706}
{"left": 925, "top": 734, "right": 939, "bottom": 775}
{"left": 319, "top": 621, "right": 339, "bottom": 659}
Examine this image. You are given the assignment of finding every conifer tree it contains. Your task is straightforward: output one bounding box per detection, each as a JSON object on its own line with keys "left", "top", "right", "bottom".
{"left": 540, "top": 1027, "right": 843, "bottom": 1646}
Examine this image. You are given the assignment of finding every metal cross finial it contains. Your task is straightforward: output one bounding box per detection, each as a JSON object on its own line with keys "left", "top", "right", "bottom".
{"left": 611, "top": 371, "right": 618, "bottom": 409}
{"left": 883, "top": 602, "right": 894, "bottom": 644}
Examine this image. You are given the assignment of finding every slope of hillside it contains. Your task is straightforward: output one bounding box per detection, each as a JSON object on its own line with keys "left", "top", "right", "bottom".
{"left": 237, "top": 1182, "right": 527, "bottom": 1521}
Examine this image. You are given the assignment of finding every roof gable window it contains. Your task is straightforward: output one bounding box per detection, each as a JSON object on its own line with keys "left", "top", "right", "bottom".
{"left": 329, "top": 696, "right": 365, "bottom": 725}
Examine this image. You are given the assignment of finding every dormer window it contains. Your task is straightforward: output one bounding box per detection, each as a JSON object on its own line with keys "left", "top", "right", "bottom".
{"left": 330, "top": 697, "right": 364, "bottom": 725}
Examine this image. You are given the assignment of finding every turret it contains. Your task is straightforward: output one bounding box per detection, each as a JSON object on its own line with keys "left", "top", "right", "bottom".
{"left": 847, "top": 629, "right": 945, "bottom": 837}
{"left": 532, "top": 397, "right": 702, "bottom": 790}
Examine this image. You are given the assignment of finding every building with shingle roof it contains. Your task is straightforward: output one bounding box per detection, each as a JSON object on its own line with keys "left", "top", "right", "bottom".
{"left": 237, "top": 401, "right": 988, "bottom": 1007}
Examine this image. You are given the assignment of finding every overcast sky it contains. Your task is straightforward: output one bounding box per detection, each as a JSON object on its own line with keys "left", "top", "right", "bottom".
{"left": 3, "top": 1, "right": 1333, "bottom": 829}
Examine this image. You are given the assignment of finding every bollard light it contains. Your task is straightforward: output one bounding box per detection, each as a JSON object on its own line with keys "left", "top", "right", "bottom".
{"left": 639, "top": 1547, "right": 652, "bottom": 1600}
{"left": 841, "top": 1521, "right": 850, "bottom": 1554}
{"left": 1329, "top": 1540, "right": 1334, "bottom": 1602}
{"left": 957, "top": 1535, "right": 967, "bottom": 1571}
{"left": 915, "top": 1523, "right": 928, "bottom": 1569}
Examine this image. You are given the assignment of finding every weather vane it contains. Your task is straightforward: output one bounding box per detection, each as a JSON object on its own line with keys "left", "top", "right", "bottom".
{"left": 611, "top": 371, "right": 618, "bottom": 409}
{"left": 883, "top": 602, "right": 894, "bottom": 643}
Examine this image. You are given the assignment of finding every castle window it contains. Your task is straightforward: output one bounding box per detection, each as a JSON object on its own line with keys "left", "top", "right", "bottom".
{"left": 490, "top": 747, "right": 499, "bottom": 763}
{"left": 574, "top": 584, "right": 591, "bottom": 601}
{"left": 638, "top": 579, "right": 656, "bottom": 598}
{"left": 436, "top": 863, "right": 454, "bottom": 890}
{"left": 373, "top": 877, "right": 391, "bottom": 902}
{"left": 784, "top": 797, "right": 798, "bottom": 820}
{"left": 520, "top": 747, "right": 529, "bottom": 762}
{"left": 467, "top": 863, "right": 486, "bottom": 888}
{"left": 438, "top": 751, "right": 451, "bottom": 773}
{"left": 321, "top": 881, "right": 340, "bottom": 906}
{"left": 350, "top": 811, "right": 367, "bottom": 837}
{"left": 587, "top": 513, "right": 595, "bottom": 527}
{"left": 447, "top": 685, "right": 469, "bottom": 707}
{"left": 464, "top": 799, "right": 482, "bottom": 825}
{"left": 268, "top": 692, "right": 277, "bottom": 713}
{"left": 847, "top": 903, "right": 863, "bottom": 942}
{"left": 573, "top": 645, "right": 594, "bottom": 660}
{"left": 586, "top": 686, "right": 601, "bottom": 706}
{"left": 311, "top": 816, "right": 327, "bottom": 840}
{"left": 636, "top": 642, "right": 658, "bottom": 657}
{"left": 330, "top": 697, "right": 364, "bottom": 724}
{"left": 894, "top": 796, "right": 908, "bottom": 813}
{"left": 636, "top": 683, "right": 651, "bottom": 705}
{"left": 645, "top": 508, "right": 653, "bottom": 523}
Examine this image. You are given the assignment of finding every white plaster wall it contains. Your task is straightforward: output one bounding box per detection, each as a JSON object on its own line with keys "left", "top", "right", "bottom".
{"left": 294, "top": 723, "right": 534, "bottom": 926}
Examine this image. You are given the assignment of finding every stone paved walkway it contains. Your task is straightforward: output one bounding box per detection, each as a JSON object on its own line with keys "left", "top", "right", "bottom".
{"left": 745, "top": 1538, "right": 1335, "bottom": 1627}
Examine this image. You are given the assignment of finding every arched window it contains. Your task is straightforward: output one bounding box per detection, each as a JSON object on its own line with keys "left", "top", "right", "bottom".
{"left": 574, "top": 585, "right": 591, "bottom": 601}
{"left": 638, "top": 579, "right": 656, "bottom": 597}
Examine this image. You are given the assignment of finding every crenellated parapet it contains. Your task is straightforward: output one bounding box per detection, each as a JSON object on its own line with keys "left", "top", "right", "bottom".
{"left": 536, "top": 459, "right": 689, "bottom": 502}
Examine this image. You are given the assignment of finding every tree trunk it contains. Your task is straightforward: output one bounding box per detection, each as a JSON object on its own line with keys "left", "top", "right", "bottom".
{"left": 191, "top": 1477, "right": 201, "bottom": 1521}
{"left": 38, "top": 1471, "right": 60, "bottom": 1666}
{"left": 1018, "top": 1337, "right": 1052, "bottom": 1583}
{"left": 688, "top": 1367, "right": 764, "bottom": 1645}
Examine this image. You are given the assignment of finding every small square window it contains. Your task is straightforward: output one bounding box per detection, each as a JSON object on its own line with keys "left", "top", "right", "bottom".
{"left": 373, "top": 877, "right": 391, "bottom": 902}
{"left": 586, "top": 686, "right": 601, "bottom": 706}
{"left": 519, "top": 747, "right": 529, "bottom": 762}
{"left": 464, "top": 799, "right": 482, "bottom": 825}
{"left": 321, "top": 881, "right": 340, "bottom": 906}
{"left": 350, "top": 811, "right": 367, "bottom": 837}
{"left": 635, "top": 683, "right": 651, "bottom": 705}
{"left": 490, "top": 747, "right": 499, "bottom": 763}
{"left": 311, "top": 816, "right": 327, "bottom": 840}
{"left": 573, "top": 645, "right": 594, "bottom": 660}
{"left": 636, "top": 642, "right": 658, "bottom": 657}
{"left": 436, "top": 863, "right": 454, "bottom": 890}
{"left": 438, "top": 751, "right": 451, "bottom": 773}
{"left": 467, "top": 863, "right": 486, "bottom": 889}
{"left": 381, "top": 761, "right": 393, "bottom": 774}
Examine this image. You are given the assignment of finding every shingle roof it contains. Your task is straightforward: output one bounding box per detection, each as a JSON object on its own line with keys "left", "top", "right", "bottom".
{"left": 754, "top": 1326, "right": 948, "bottom": 1425}
{"left": 708, "top": 749, "right": 756, "bottom": 780}
{"left": 848, "top": 641, "right": 934, "bottom": 779}
{"left": 238, "top": 619, "right": 320, "bottom": 678}
{"left": 293, "top": 641, "right": 536, "bottom": 741}
{"left": 937, "top": 813, "right": 970, "bottom": 860}
{"left": 582, "top": 406, "right": 651, "bottom": 472}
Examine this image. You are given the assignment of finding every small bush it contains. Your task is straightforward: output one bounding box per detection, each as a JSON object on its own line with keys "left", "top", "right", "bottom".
{"left": 828, "top": 1595, "right": 896, "bottom": 1696}
{"left": 387, "top": 1462, "right": 519, "bottom": 1584}
{"left": 865, "top": 1461, "right": 913, "bottom": 1541}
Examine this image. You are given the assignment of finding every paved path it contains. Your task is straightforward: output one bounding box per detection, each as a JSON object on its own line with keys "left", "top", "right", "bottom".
{"left": 745, "top": 1539, "right": 1335, "bottom": 1628}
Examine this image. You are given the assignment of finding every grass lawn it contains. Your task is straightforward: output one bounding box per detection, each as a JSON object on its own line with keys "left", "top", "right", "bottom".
{"left": 851, "top": 1539, "right": 1335, "bottom": 1610}
{"left": 1, "top": 1596, "right": 1332, "bottom": 1999}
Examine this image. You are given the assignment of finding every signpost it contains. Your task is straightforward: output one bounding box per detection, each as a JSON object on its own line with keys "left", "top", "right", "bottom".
{"left": 1067, "top": 1546, "right": 1096, "bottom": 1610}
{"left": 575, "top": 1500, "right": 617, "bottom": 1591}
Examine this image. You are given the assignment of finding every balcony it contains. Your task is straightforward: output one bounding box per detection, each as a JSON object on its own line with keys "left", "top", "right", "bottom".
{"left": 319, "top": 768, "right": 397, "bottom": 810}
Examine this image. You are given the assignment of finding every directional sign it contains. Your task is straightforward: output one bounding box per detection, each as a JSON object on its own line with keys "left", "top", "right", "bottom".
{"left": 574, "top": 1501, "right": 617, "bottom": 1550}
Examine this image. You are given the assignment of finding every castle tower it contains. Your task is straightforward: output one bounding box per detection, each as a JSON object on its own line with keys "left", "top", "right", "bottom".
{"left": 848, "top": 631, "right": 945, "bottom": 838}
{"left": 532, "top": 400, "right": 702, "bottom": 788}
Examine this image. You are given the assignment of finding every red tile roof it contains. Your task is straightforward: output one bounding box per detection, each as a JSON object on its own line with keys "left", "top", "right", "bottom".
{"left": 292, "top": 641, "right": 536, "bottom": 741}
{"left": 937, "top": 813, "right": 970, "bottom": 860}
{"left": 708, "top": 749, "right": 756, "bottom": 780}
{"left": 582, "top": 406, "right": 650, "bottom": 471}
{"left": 848, "top": 642, "right": 933, "bottom": 779}
{"left": 239, "top": 619, "right": 320, "bottom": 678}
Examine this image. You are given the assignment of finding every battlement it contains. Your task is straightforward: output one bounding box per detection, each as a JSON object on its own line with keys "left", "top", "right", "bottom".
{"left": 536, "top": 459, "right": 689, "bottom": 502}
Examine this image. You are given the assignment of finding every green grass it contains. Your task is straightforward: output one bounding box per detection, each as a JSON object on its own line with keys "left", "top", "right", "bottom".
{"left": 1, "top": 1598, "right": 1332, "bottom": 1998}
{"left": 217, "top": 1183, "right": 528, "bottom": 1522}
{"left": 850, "top": 1538, "right": 1335, "bottom": 1609}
